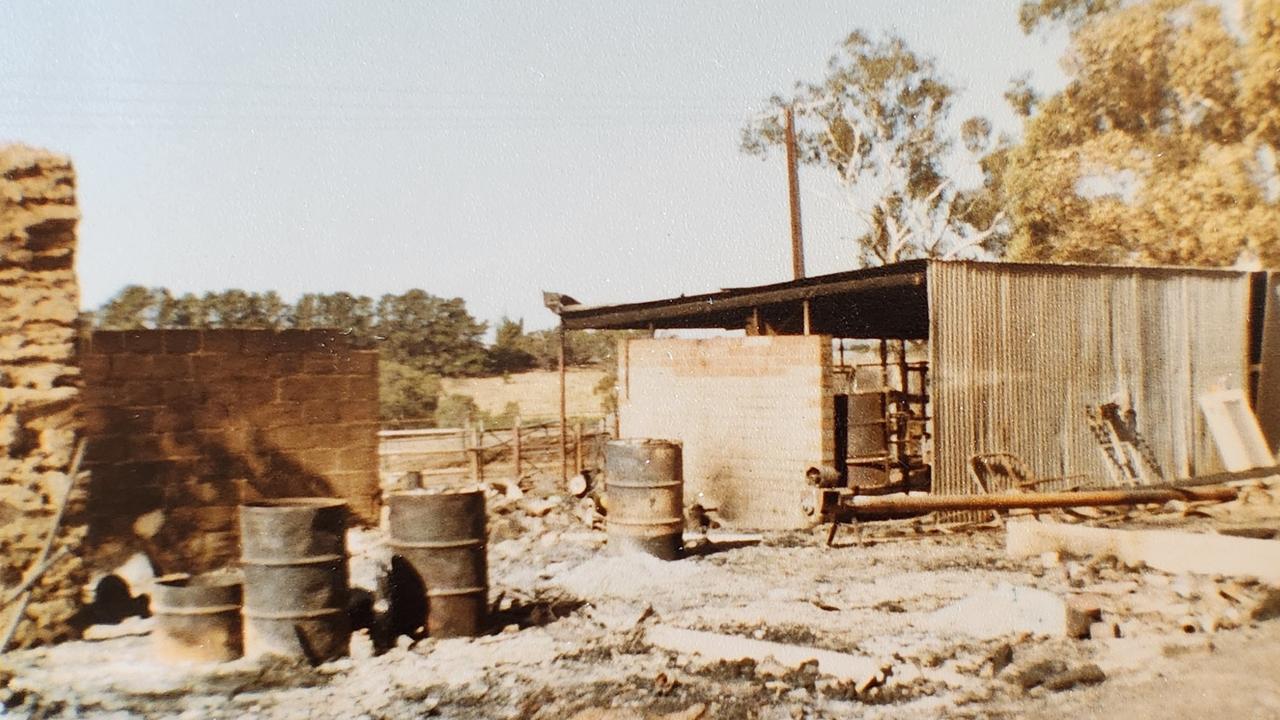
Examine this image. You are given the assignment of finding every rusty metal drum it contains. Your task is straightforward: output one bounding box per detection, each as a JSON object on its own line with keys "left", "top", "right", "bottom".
{"left": 151, "top": 573, "right": 243, "bottom": 663}
{"left": 604, "top": 439, "right": 684, "bottom": 560}
{"left": 387, "top": 489, "right": 488, "bottom": 638}
{"left": 239, "top": 498, "right": 350, "bottom": 662}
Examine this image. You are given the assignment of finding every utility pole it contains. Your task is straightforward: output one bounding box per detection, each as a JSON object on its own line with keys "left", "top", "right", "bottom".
{"left": 784, "top": 105, "right": 805, "bottom": 280}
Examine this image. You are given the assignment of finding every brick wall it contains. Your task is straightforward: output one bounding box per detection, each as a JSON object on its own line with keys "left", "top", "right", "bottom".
{"left": 617, "top": 336, "right": 831, "bottom": 529}
{"left": 0, "top": 146, "right": 86, "bottom": 647}
{"left": 81, "top": 329, "right": 379, "bottom": 574}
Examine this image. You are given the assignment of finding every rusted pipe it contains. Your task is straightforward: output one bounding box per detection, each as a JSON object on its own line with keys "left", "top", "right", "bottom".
{"left": 847, "top": 486, "right": 1238, "bottom": 517}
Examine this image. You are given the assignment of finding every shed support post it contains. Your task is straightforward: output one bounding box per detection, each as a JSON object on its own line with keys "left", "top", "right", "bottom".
{"left": 559, "top": 323, "right": 568, "bottom": 485}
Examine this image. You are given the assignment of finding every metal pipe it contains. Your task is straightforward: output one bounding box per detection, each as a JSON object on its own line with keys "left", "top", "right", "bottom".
{"left": 847, "top": 486, "right": 1238, "bottom": 517}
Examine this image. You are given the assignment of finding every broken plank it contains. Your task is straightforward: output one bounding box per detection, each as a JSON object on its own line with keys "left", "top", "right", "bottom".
{"left": 1007, "top": 520, "right": 1280, "bottom": 584}
{"left": 1199, "top": 389, "right": 1276, "bottom": 472}
{"left": 645, "top": 624, "right": 882, "bottom": 684}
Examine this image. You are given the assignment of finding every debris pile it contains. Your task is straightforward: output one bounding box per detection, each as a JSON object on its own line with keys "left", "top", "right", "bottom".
{"left": 0, "top": 470, "right": 1276, "bottom": 718}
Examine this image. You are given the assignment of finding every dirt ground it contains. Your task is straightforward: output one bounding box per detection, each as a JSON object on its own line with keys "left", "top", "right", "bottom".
{"left": 2, "top": 476, "right": 1278, "bottom": 720}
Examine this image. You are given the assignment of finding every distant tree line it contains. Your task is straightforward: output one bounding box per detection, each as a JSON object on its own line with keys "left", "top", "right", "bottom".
{"left": 88, "top": 286, "right": 634, "bottom": 425}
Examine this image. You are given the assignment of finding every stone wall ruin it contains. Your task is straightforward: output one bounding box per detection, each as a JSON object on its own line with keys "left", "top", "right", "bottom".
{"left": 0, "top": 143, "right": 384, "bottom": 646}
{"left": 0, "top": 146, "right": 87, "bottom": 647}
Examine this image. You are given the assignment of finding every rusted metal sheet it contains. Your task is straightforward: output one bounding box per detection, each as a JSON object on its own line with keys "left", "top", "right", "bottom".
{"left": 927, "top": 261, "right": 1251, "bottom": 509}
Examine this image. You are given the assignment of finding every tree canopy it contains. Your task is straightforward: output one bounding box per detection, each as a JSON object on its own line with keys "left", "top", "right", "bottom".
{"left": 742, "top": 31, "right": 1007, "bottom": 266}
{"left": 996, "top": 0, "right": 1280, "bottom": 265}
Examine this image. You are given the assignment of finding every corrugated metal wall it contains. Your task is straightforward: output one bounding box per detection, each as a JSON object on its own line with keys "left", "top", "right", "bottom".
{"left": 928, "top": 261, "right": 1251, "bottom": 498}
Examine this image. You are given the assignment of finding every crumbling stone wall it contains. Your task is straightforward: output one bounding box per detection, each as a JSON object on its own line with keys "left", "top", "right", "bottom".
{"left": 81, "top": 329, "right": 379, "bottom": 574}
{"left": 0, "top": 146, "right": 86, "bottom": 647}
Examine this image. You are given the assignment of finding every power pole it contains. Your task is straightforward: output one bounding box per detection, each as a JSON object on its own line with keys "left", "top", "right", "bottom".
{"left": 784, "top": 105, "right": 805, "bottom": 280}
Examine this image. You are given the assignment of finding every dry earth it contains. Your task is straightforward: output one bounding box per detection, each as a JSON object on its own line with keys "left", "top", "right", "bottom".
{"left": 440, "top": 369, "right": 608, "bottom": 421}
{"left": 2, "top": 476, "right": 1278, "bottom": 719}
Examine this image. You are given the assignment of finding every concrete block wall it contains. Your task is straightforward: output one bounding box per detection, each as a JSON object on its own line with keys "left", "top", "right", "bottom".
{"left": 81, "top": 329, "right": 380, "bottom": 574}
{"left": 618, "top": 335, "right": 831, "bottom": 529}
{"left": 0, "top": 146, "right": 86, "bottom": 647}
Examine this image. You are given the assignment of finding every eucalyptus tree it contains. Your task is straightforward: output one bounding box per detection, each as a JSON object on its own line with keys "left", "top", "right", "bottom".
{"left": 742, "top": 31, "right": 1007, "bottom": 266}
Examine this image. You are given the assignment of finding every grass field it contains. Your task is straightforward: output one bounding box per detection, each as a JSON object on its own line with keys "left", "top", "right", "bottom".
{"left": 440, "top": 368, "right": 609, "bottom": 422}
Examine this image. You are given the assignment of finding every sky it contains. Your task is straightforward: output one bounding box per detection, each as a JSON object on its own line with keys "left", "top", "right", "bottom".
{"left": 0, "top": 1, "right": 1068, "bottom": 331}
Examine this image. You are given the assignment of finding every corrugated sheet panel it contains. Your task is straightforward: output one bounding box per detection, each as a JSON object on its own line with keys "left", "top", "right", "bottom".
{"left": 927, "top": 261, "right": 1250, "bottom": 502}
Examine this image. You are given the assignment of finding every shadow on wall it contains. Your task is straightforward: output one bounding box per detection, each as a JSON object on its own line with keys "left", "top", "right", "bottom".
{"left": 86, "top": 429, "right": 339, "bottom": 576}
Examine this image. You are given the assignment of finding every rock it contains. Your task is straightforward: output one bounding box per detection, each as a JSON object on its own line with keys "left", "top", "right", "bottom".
{"left": 132, "top": 510, "right": 165, "bottom": 540}
{"left": 1009, "top": 659, "right": 1067, "bottom": 690}
{"left": 1042, "top": 663, "right": 1106, "bottom": 691}
{"left": 755, "top": 658, "right": 792, "bottom": 678}
{"left": 926, "top": 584, "right": 1099, "bottom": 639}
{"left": 526, "top": 498, "right": 559, "bottom": 517}
{"left": 319, "top": 657, "right": 355, "bottom": 675}
{"left": 111, "top": 553, "right": 156, "bottom": 596}
{"left": 350, "top": 630, "right": 375, "bottom": 659}
{"left": 1089, "top": 621, "right": 1120, "bottom": 639}
{"left": 1248, "top": 587, "right": 1280, "bottom": 621}
{"left": 986, "top": 643, "right": 1014, "bottom": 675}
{"left": 659, "top": 703, "right": 706, "bottom": 720}
{"left": 1039, "top": 551, "right": 1061, "bottom": 568}
{"left": 1171, "top": 574, "right": 1200, "bottom": 599}
{"left": 1064, "top": 597, "right": 1103, "bottom": 637}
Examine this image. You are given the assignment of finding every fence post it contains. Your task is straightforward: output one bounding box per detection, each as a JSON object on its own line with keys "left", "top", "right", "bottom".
{"left": 598, "top": 417, "right": 607, "bottom": 467}
{"left": 466, "top": 423, "right": 479, "bottom": 484}
{"left": 513, "top": 415, "right": 523, "bottom": 482}
{"left": 574, "top": 420, "right": 584, "bottom": 475}
{"left": 476, "top": 421, "right": 485, "bottom": 484}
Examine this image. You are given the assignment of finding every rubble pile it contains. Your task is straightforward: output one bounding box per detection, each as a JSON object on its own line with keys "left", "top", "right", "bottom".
{"left": 0, "top": 474, "right": 1277, "bottom": 718}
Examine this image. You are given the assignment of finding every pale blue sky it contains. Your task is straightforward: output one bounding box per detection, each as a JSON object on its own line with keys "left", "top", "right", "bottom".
{"left": 0, "top": 2, "right": 1067, "bottom": 330}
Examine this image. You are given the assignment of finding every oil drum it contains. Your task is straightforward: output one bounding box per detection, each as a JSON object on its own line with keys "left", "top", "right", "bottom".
{"left": 151, "top": 572, "right": 242, "bottom": 663}
{"left": 387, "top": 489, "right": 488, "bottom": 638}
{"left": 239, "top": 498, "right": 350, "bottom": 661}
{"left": 604, "top": 439, "right": 684, "bottom": 560}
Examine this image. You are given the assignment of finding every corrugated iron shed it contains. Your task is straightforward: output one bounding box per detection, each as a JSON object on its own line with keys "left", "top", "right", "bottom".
{"left": 927, "top": 261, "right": 1251, "bottom": 498}
{"left": 555, "top": 259, "right": 1267, "bottom": 498}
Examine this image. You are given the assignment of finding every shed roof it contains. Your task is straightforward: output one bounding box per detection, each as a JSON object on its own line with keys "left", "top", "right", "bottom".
{"left": 551, "top": 259, "right": 1256, "bottom": 339}
{"left": 556, "top": 259, "right": 929, "bottom": 337}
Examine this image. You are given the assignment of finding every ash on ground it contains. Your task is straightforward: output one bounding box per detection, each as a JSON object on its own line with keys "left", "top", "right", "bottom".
{"left": 4, "top": 476, "right": 1280, "bottom": 720}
